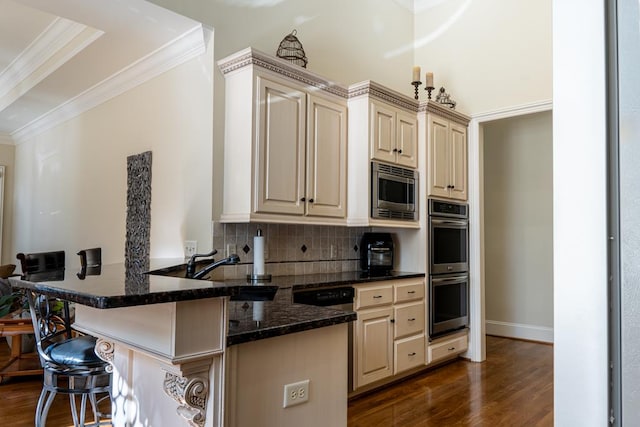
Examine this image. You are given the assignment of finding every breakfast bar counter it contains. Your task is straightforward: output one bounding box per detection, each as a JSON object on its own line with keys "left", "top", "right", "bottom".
{"left": 9, "top": 261, "right": 423, "bottom": 427}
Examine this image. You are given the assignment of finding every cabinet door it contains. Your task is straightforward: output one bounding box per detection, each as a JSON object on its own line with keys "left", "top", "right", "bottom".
{"left": 355, "top": 307, "right": 394, "bottom": 388}
{"left": 428, "top": 115, "right": 451, "bottom": 199}
{"left": 395, "top": 110, "right": 418, "bottom": 168}
{"left": 394, "top": 335, "right": 426, "bottom": 374}
{"left": 449, "top": 122, "right": 468, "bottom": 201}
{"left": 370, "top": 101, "right": 396, "bottom": 164}
{"left": 306, "top": 94, "right": 348, "bottom": 218}
{"left": 255, "top": 77, "right": 306, "bottom": 215}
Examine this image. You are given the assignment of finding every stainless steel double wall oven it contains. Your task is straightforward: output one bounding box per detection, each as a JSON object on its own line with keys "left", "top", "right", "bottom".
{"left": 428, "top": 199, "right": 470, "bottom": 338}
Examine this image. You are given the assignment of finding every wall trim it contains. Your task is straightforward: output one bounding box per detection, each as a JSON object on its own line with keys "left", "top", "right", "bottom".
{"left": 11, "top": 25, "right": 205, "bottom": 144}
{"left": 472, "top": 99, "right": 553, "bottom": 122}
{"left": 486, "top": 320, "right": 554, "bottom": 343}
{"left": 466, "top": 99, "right": 553, "bottom": 363}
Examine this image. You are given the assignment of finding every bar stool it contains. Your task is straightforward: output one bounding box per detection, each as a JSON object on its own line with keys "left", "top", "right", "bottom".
{"left": 18, "top": 251, "right": 112, "bottom": 426}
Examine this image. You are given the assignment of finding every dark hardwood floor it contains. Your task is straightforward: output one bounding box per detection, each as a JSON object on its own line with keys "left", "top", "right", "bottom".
{"left": 0, "top": 335, "right": 552, "bottom": 426}
{"left": 348, "top": 335, "right": 554, "bottom": 426}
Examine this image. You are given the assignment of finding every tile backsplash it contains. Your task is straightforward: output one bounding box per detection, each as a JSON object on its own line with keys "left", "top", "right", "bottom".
{"left": 210, "top": 222, "right": 371, "bottom": 279}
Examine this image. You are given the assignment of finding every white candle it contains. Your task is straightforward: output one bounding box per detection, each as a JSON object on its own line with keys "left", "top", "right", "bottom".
{"left": 412, "top": 66, "right": 421, "bottom": 82}
{"left": 426, "top": 72, "right": 434, "bottom": 87}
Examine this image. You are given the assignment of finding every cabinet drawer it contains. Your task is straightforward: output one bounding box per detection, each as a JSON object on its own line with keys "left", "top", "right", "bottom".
{"left": 394, "top": 279, "right": 425, "bottom": 303}
{"left": 394, "top": 335, "right": 426, "bottom": 374}
{"left": 428, "top": 334, "right": 468, "bottom": 364}
{"left": 394, "top": 301, "right": 425, "bottom": 339}
{"left": 356, "top": 285, "right": 393, "bottom": 309}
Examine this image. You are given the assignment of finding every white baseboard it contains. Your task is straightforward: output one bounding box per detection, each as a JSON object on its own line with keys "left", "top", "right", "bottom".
{"left": 485, "top": 320, "right": 553, "bottom": 343}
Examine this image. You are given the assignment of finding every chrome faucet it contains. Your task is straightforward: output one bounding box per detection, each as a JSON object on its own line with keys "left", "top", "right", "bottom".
{"left": 186, "top": 249, "right": 240, "bottom": 279}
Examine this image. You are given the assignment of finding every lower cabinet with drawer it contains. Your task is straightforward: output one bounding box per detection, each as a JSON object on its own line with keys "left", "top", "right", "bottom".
{"left": 427, "top": 331, "right": 468, "bottom": 365}
{"left": 353, "top": 277, "right": 426, "bottom": 391}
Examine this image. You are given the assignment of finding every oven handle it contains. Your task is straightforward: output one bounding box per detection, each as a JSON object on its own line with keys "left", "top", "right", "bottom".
{"left": 430, "top": 218, "right": 468, "bottom": 227}
{"left": 431, "top": 275, "right": 468, "bottom": 285}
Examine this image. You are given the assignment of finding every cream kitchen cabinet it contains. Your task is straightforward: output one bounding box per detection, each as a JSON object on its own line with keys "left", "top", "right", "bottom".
{"left": 218, "top": 48, "right": 348, "bottom": 225}
{"left": 370, "top": 100, "right": 418, "bottom": 169}
{"left": 427, "top": 330, "right": 468, "bottom": 365}
{"left": 353, "top": 277, "right": 426, "bottom": 391}
{"left": 347, "top": 81, "right": 421, "bottom": 228}
{"left": 425, "top": 104, "right": 470, "bottom": 201}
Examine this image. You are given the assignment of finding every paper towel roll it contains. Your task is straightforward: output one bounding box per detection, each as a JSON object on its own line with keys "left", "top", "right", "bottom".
{"left": 253, "top": 229, "right": 265, "bottom": 275}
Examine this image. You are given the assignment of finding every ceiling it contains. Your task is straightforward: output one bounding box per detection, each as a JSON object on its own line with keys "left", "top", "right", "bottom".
{"left": 0, "top": 0, "right": 204, "bottom": 143}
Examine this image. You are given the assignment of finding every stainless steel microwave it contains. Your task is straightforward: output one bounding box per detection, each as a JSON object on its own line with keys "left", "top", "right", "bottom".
{"left": 371, "top": 162, "right": 418, "bottom": 221}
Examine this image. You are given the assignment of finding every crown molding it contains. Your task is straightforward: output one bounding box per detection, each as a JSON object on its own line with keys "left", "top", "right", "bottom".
{"left": 0, "top": 17, "right": 102, "bottom": 111}
{"left": 218, "top": 47, "right": 349, "bottom": 99}
{"left": 470, "top": 99, "right": 552, "bottom": 123}
{"left": 11, "top": 24, "right": 205, "bottom": 144}
{"left": 348, "top": 80, "right": 419, "bottom": 112}
{"left": 419, "top": 100, "right": 470, "bottom": 125}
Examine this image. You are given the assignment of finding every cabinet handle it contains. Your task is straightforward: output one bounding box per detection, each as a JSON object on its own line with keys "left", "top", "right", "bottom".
{"left": 407, "top": 290, "right": 416, "bottom": 294}
{"left": 373, "top": 295, "right": 383, "bottom": 299}
{"left": 390, "top": 319, "right": 395, "bottom": 323}
{"left": 309, "top": 198, "right": 314, "bottom": 203}
{"left": 408, "top": 352, "right": 416, "bottom": 356}
{"left": 300, "top": 197, "right": 306, "bottom": 202}
{"left": 408, "top": 318, "right": 416, "bottom": 321}
{"left": 447, "top": 347, "right": 456, "bottom": 351}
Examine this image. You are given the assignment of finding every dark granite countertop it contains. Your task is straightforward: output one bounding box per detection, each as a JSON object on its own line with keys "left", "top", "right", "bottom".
{"left": 9, "top": 260, "right": 424, "bottom": 346}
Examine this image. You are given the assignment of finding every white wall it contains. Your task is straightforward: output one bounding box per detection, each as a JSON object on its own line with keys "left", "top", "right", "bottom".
{"left": 483, "top": 111, "right": 553, "bottom": 342}
{"left": 12, "top": 37, "right": 214, "bottom": 267}
{"left": 553, "top": 0, "right": 608, "bottom": 425}
{"left": 413, "top": 0, "right": 552, "bottom": 115}
{"left": 149, "top": 0, "right": 416, "bottom": 219}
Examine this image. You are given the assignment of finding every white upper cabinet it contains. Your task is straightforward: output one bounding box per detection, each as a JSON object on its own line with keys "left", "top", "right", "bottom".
{"left": 218, "top": 48, "right": 348, "bottom": 225}
{"left": 423, "top": 102, "right": 470, "bottom": 201}
{"left": 371, "top": 100, "right": 418, "bottom": 169}
{"left": 347, "top": 81, "right": 420, "bottom": 228}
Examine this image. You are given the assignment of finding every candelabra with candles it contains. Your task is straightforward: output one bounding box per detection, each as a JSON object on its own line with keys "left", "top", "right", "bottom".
{"left": 411, "top": 66, "right": 422, "bottom": 100}
{"left": 424, "top": 71, "right": 435, "bottom": 100}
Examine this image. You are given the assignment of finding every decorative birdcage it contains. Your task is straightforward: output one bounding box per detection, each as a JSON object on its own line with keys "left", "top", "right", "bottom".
{"left": 276, "top": 29, "right": 308, "bottom": 68}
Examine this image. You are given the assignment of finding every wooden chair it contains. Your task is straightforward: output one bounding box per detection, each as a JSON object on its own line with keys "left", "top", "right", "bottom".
{"left": 0, "top": 263, "right": 42, "bottom": 383}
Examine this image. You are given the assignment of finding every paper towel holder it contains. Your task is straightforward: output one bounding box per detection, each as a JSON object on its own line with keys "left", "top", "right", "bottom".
{"left": 248, "top": 228, "right": 272, "bottom": 282}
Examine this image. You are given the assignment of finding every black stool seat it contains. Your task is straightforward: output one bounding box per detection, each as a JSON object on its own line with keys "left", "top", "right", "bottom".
{"left": 46, "top": 335, "right": 104, "bottom": 367}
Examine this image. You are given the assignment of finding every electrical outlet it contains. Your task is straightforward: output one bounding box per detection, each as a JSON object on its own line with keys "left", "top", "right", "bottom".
{"left": 283, "top": 379, "right": 310, "bottom": 408}
{"left": 226, "top": 244, "right": 237, "bottom": 257}
{"left": 184, "top": 240, "right": 197, "bottom": 258}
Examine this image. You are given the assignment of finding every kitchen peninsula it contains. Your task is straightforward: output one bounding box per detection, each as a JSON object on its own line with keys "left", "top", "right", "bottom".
{"left": 10, "top": 260, "right": 423, "bottom": 427}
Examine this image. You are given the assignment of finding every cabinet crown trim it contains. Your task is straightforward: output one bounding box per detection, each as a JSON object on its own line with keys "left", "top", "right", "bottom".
{"left": 419, "top": 100, "right": 470, "bottom": 126}
{"left": 348, "top": 80, "right": 419, "bottom": 112}
{"left": 217, "top": 47, "right": 349, "bottom": 99}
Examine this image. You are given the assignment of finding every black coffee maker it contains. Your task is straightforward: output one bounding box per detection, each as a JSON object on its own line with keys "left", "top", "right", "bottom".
{"left": 360, "top": 232, "right": 394, "bottom": 275}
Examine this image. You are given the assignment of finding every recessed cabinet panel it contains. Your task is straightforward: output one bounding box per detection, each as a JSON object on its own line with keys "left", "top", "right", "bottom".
{"left": 371, "top": 102, "right": 396, "bottom": 164}
{"left": 256, "top": 77, "right": 306, "bottom": 215}
{"left": 355, "top": 284, "right": 394, "bottom": 310}
{"left": 428, "top": 114, "right": 468, "bottom": 201}
{"left": 430, "top": 116, "right": 451, "bottom": 199}
{"left": 396, "top": 110, "right": 418, "bottom": 169}
{"left": 450, "top": 122, "right": 468, "bottom": 200}
{"left": 356, "top": 307, "right": 394, "bottom": 388}
{"left": 306, "top": 94, "right": 348, "bottom": 218}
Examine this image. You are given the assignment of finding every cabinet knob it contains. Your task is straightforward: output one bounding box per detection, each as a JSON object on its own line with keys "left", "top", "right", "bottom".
{"left": 451, "top": 185, "right": 455, "bottom": 189}
{"left": 408, "top": 318, "right": 416, "bottom": 321}
{"left": 447, "top": 347, "right": 456, "bottom": 351}
{"left": 300, "top": 197, "right": 306, "bottom": 202}
{"left": 408, "top": 352, "right": 416, "bottom": 356}
{"left": 390, "top": 319, "right": 395, "bottom": 323}
{"left": 393, "top": 148, "right": 398, "bottom": 152}
{"left": 309, "top": 198, "right": 314, "bottom": 203}
{"left": 398, "top": 149, "right": 403, "bottom": 154}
